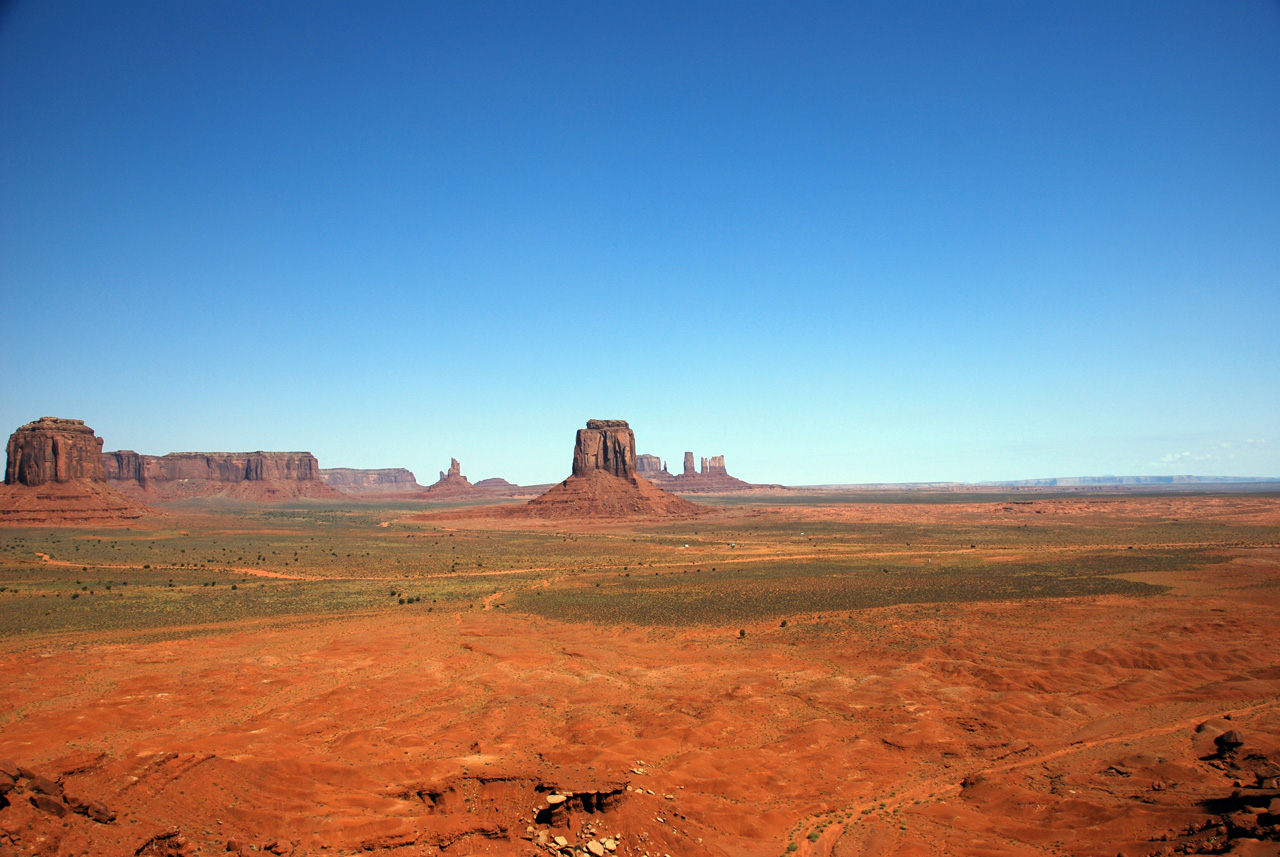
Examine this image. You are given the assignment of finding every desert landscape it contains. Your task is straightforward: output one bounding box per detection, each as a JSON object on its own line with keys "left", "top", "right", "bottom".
{"left": 1, "top": 418, "right": 1278, "bottom": 857}
{"left": 4, "top": 3, "right": 1276, "bottom": 855}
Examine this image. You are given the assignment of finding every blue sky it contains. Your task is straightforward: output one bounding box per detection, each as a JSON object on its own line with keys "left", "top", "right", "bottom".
{"left": 2, "top": 1, "right": 1277, "bottom": 485}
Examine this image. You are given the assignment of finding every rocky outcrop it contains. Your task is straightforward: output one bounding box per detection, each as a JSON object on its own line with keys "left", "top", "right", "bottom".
{"left": 104, "top": 451, "right": 340, "bottom": 500}
{"left": 572, "top": 420, "right": 636, "bottom": 479}
{"left": 5, "top": 417, "right": 106, "bottom": 486}
{"left": 635, "top": 454, "right": 667, "bottom": 478}
{"left": 524, "top": 420, "right": 703, "bottom": 519}
{"left": 637, "top": 449, "right": 762, "bottom": 493}
{"left": 321, "top": 468, "right": 422, "bottom": 494}
{"left": 1, "top": 418, "right": 150, "bottom": 524}
{"left": 701, "top": 455, "right": 727, "bottom": 476}
{"left": 421, "top": 458, "right": 477, "bottom": 497}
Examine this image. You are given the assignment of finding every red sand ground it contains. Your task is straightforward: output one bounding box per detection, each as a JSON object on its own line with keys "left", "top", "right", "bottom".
{"left": 0, "top": 499, "right": 1278, "bottom": 856}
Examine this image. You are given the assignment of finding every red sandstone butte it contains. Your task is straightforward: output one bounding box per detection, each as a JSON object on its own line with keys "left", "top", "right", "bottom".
{"left": 523, "top": 420, "right": 704, "bottom": 519}
{"left": 0, "top": 417, "right": 150, "bottom": 524}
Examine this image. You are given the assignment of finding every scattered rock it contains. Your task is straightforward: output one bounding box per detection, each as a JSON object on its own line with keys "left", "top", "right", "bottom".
{"left": 28, "top": 793, "right": 66, "bottom": 816}
{"left": 1215, "top": 730, "right": 1245, "bottom": 755}
{"left": 27, "top": 775, "right": 61, "bottom": 797}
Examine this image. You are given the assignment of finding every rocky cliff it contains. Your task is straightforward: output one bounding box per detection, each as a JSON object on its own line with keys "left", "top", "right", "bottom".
{"left": 5, "top": 417, "right": 106, "bottom": 486}
{"left": 525, "top": 420, "right": 702, "bottom": 519}
{"left": 1, "top": 418, "right": 149, "bottom": 524}
{"left": 572, "top": 420, "right": 637, "bottom": 479}
{"left": 320, "top": 468, "right": 422, "bottom": 494}
{"left": 104, "top": 451, "right": 340, "bottom": 500}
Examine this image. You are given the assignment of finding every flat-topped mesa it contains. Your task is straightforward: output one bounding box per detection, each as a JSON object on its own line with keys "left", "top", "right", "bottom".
{"left": 5, "top": 417, "right": 106, "bottom": 486}
{"left": 572, "top": 420, "right": 636, "bottom": 479}
{"left": 103, "top": 451, "right": 340, "bottom": 500}
{"left": 320, "top": 468, "right": 421, "bottom": 494}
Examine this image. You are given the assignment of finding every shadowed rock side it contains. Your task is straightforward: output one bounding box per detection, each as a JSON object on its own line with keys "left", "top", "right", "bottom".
{"left": 320, "top": 467, "right": 422, "bottom": 494}
{"left": 523, "top": 420, "right": 703, "bottom": 519}
{"left": 1, "top": 418, "right": 150, "bottom": 524}
{"left": 104, "top": 451, "right": 341, "bottom": 501}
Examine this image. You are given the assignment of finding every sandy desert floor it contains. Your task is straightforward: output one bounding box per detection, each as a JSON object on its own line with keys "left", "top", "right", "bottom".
{"left": 0, "top": 493, "right": 1278, "bottom": 857}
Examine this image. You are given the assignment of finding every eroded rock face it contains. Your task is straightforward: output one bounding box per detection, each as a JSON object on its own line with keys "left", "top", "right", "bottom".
{"left": 683, "top": 451, "right": 696, "bottom": 477}
{"left": 104, "top": 451, "right": 340, "bottom": 500}
{"left": 107, "top": 452, "right": 323, "bottom": 484}
{"left": 572, "top": 420, "right": 636, "bottom": 479}
{"left": 5, "top": 418, "right": 106, "bottom": 486}
{"left": 701, "top": 455, "right": 727, "bottom": 476}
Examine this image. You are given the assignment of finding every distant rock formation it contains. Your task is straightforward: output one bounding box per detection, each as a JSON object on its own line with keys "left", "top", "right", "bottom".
{"left": 474, "top": 477, "right": 516, "bottom": 490}
{"left": 320, "top": 468, "right": 422, "bottom": 494}
{"left": 636, "top": 448, "right": 759, "bottom": 493}
{"left": 104, "top": 451, "right": 340, "bottom": 501}
{"left": 422, "top": 458, "right": 477, "bottom": 497}
{"left": 635, "top": 454, "right": 667, "bottom": 479}
{"left": 524, "top": 420, "right": 703, "bottom": 519}
{"left": 1, "top": 418, "right": 149, "bottom": 524}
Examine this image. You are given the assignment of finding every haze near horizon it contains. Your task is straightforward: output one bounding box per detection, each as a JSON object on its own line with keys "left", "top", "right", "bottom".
{"left": 2, "top": 2, "right": 1277, "bottom": 486}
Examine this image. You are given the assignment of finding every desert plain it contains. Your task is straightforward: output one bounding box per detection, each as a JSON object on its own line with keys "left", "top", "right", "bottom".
{"left": 1, "top": 491, "right": 1279, "bottom": 857}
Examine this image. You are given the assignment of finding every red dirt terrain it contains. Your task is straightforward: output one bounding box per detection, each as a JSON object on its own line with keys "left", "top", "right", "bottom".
{"left": 0, "top": 538, "right": 1278, "bottom": 854}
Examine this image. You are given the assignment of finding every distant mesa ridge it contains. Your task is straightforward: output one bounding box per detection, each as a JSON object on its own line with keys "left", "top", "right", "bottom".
{"left": 104, "top": 450, "right": 340, "bottom": 500}
{"left": 320, "top": 467, "right": 421, "bottom": 493}
{"left": 1, "top": 417, "right": 149, "bottom": 524}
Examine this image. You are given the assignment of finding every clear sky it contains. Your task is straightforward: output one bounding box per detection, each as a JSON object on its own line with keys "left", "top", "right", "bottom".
{"left": 2, "top": 1, "right": 1277, "bottom": 486}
